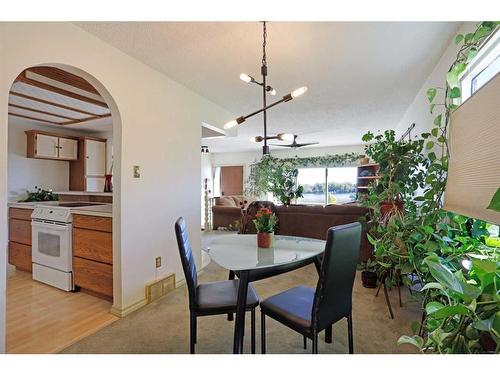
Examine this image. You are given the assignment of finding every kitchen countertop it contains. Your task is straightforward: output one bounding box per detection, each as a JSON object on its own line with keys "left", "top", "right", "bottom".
{"left": 72, "top": 204, "right": 112, "bottom": 218}
{"left": 54, "top": 191, "right": 113, "bottom": 197}
{"left": 8, "top": 201, "right": 113, "bottom": 218}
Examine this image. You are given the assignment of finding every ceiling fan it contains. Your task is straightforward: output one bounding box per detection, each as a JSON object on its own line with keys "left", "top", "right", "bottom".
{"left": 270, "top": 134, "right": 319, "bottom": 149}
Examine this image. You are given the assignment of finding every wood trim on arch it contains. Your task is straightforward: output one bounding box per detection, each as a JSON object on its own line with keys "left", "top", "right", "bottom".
{"left": 15, "top": 72, "right": 109, "bottom": 108}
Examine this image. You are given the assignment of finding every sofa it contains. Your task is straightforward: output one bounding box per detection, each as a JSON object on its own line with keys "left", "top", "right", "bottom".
{"left": 212, "top": 195, "right": 253, "bottom": 230}
{"left": 244, "top": 204, "right": 371, "bottom": 263}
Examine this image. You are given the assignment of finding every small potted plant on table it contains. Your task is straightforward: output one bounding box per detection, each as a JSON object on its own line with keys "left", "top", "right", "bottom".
{"left": 253, "top": 208, "right": 277, "bottom": 248}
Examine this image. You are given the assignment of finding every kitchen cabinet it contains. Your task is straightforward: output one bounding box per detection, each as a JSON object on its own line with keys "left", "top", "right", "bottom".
{"left": 72, "top": 214, "right": 113, "bottom": 300}
{"left": 25, "top": 130, "right": 79, "bottom": 161}
{"left": 8, "top": 207, "right": 33, "bottom": 272}
{"left": 70, "top": 137, "right": 107, "bottom": 192}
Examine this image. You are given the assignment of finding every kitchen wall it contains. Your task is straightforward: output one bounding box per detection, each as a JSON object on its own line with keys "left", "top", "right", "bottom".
{"left": 0, "top": 22, "right": 233, "bottom": 351}
{"left": 396, "top": 22, "right": 476, "bottom": 137}
{"left": 7, "top": 119, "right": 95, "bottom": 202}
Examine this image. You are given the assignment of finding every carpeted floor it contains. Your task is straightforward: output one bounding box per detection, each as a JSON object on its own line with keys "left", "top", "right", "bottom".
{"left": 62, "top": 234, "right": 422, "bottom": 354}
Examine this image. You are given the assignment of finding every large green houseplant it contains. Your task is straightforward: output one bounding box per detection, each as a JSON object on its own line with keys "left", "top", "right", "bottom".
{"left": 361, "top": 130, "right": 426, "bottom": 287}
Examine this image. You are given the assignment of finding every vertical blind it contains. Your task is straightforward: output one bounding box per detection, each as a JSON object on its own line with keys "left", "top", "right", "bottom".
{"left": 443, "top": 72, "right": 500, "bottom": 224}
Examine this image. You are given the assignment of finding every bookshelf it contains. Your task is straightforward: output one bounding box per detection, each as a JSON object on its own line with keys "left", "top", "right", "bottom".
{"left": 357, "top": 163, "right": 380, "bottom": 197}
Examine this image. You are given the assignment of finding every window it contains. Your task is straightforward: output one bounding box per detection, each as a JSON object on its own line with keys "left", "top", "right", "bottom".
{"left": 297, "top": 167, "right": 357, "bottom": 206}
{"left": 460, "top": 30, "right": 500, "bottom": 101}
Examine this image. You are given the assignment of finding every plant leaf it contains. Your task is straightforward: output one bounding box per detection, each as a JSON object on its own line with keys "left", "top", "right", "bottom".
{"left": 427, "top": 88, "right": 437, "bottom": 103}
{"left": 429, "top": 304, "right": 470, "bottom": 319}
{"left": 421, "top": 282, "right": 445, "bottom": 292}
{"left": 426, "top": 141, "right": 434, "bottom": 150}
{"left": 424, "top": 257, "right": 463, "bottom": 294}
{"left": 455, "top": 34, "right": 464, "bottom": 45}
{"left": 433, "top": 114, "right": 442, "bottom": 126}
{"left": 426, "top": 301, "right": 444, "bottom": 314}
{"left": 449, "top": 87, "right": 461, "bottom": 99}
{"left": 486, "top": 187, "right": 500, "bottom": 212}
{"left": 397, "top": 335, "right": 423, "bottom": 349}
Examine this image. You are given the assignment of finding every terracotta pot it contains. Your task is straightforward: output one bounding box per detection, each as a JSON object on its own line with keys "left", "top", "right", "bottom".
{"left": 257, "top": 232, "right": 274, "bottom": 248}
{"left": 359, "top": 157, "right": 370, "bottom": 165}
{"left": 361, "top": 271, "right": 378, "bottom": 288}
{"left": 380, "top": 201, "right": 404, "bottom": 219}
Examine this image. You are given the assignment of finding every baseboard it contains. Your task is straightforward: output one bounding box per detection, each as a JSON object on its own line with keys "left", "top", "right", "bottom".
{"left": 110, "top": 298, "right": 148, "bottom": 318}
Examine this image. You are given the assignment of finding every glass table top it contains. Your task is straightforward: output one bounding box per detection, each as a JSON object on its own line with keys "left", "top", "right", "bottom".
{"left": 207, "top": 234, "right": 326, "bottom": 271}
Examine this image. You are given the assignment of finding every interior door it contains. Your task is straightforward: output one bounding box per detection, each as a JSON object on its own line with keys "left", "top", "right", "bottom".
{"left": 35, "top": 134, "right": 59, "bottom": 159}
{"left": 85, "top": 139, "right": 106, "bottom": 176}
{"left": 58, "top": 137, "right": 78, "bottom": 160}
{"left": 220, "top": 166, "right": 244, "bottom": 196}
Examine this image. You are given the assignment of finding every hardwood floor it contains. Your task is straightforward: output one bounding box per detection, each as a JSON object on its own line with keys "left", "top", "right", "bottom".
{"left": 6, "top": 269, "right": 119, "bottom": 353}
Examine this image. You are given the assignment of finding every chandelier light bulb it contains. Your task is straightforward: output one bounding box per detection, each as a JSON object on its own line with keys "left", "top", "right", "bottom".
{"left": 291, "top": 86, "right": 308, "bottom": 99}
{"left": 278, "top": 133, "right": 295, "bottom": 142}
{"left": 240, "top": 73, "right": 252, "bottom": 83}
{"left": 269, "top": 88, "right": 277, "bottom": 96}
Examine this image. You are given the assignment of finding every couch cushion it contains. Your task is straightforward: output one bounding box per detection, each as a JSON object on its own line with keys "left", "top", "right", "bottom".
{"left": 215, "top": 196, "right": 237, "bottom": 207}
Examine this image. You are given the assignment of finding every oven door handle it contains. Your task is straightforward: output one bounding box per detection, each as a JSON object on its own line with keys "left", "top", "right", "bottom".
{"left": 32, "top": 220, "right": 72, "bottom": 231}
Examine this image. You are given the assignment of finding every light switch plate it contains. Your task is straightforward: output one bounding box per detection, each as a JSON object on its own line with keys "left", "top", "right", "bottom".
{"left": 133, "top": 165, "right": 140, "bottom": 178}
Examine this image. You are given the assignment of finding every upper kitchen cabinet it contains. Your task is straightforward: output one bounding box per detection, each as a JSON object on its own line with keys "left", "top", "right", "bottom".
{"left": 70, "top": 137, "right": 107, "bottom": 192}
{"left": 26, "top": 130, "right": 79, "bottom": 161}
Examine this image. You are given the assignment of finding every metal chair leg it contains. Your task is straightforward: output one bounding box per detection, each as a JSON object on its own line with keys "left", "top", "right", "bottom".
{"left": 325, "top": 325, "right": 332, "bottom": 343}
{"left": 312, "top": 334, "right": 318, "bottom": 354}
{"left": 190, "top": 313, "right": 197, "bottom": 354}
{"left": 383, "top": 283, "right": 394, "bottom": 319}
{"left": 261, "top": 311, "right": 266, "bottom": 354}
{"left": 347, "top": 313, "right": 354, "bottom": 354}
{"left": 397, "top": 283, "right": 402, "bottom": 307}
{"left": 303, "top": 335, "right": 307, "bottom": 350}
{"left": 227, "top": 270, "right": 235, "bottom": 321}
{"left": 251, "top": 308, "right": 256, "bottom": 354}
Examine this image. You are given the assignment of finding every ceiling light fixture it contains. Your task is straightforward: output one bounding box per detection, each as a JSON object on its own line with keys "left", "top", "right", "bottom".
{"left": 224, "top": 21, "right": 308, "bottom": 155}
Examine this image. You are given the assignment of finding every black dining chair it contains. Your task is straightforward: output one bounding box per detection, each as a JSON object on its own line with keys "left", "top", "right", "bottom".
{"left": 260, "top": 222, "right": 361, "bottom": 354}
{"left": 175, "top": 217, "right": 259, "bottom": 354}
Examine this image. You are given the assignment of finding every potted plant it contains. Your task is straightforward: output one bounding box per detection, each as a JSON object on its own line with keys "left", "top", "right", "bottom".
{"left": 359, "top": 154, "right": 370, "bottom": 165}
{"left": 361, "top": 258, "right": 378, "bottom": 288}
{"left": 268, "top": 165, "right": 304, "bottom": 206}
{"left": 252, "top": 208, "right": 278, "bottom": 248}
{"left": 20, "top": 186, "right": 58, "bottom": 202}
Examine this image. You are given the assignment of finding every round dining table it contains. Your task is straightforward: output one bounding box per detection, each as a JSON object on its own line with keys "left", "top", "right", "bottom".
{"left": 208, "top": 234, "right": 326, "bottom": 354}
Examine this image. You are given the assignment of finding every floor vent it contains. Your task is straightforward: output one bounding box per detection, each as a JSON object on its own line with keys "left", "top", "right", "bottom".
{"left": 146, "top": 273, "right": 175, "bottom": 304}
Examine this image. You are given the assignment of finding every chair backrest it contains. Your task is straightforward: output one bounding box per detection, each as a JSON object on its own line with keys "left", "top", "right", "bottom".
{"left": 175, "top": 217, "right": 197, "bottom": 310}
{"left": 311, "top": 222, "right": 361, "bottom": 332}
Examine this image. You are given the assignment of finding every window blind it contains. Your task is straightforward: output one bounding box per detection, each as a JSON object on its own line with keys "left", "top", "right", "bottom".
{"left": 443, "top": 72, "right": 500, "bottom": 224}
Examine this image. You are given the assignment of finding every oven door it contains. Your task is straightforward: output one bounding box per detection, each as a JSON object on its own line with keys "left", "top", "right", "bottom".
{"left": 32, "top": 220, "right": 72, "bottom": 272}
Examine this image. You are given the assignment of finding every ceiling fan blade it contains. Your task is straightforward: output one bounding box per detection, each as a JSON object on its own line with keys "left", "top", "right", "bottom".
{"left": 269, "top": 144, "right": 294, "bottom": 147}
{"left": 295, "top": 142, "right": 320, "bottom": 147}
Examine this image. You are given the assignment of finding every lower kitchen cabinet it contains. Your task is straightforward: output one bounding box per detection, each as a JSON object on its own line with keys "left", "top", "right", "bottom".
{"left": 72, "top": 214, "right": 113, "bottom": 300}
{"left": 8, "top": 208, "right": 33, "bottom": 272}
{"left": 73, "top": 256, "right": 113, "bottom": 298}
{"left": 8, "top": 242, "right": 32, "bottom": 272}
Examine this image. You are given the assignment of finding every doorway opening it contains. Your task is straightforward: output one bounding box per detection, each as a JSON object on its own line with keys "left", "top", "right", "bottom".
{"left": 5, "top": 65, "right": 120, "bottom": 353}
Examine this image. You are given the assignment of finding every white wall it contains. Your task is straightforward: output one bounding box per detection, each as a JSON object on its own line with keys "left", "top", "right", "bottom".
{"left": 396, "top": 22, "right": 476, "bottom": 136}
{"left": 0, "top": 22, "right": 233, "bottom": 352}
{"left": 7, "top": 120, "right": 103, "bottom": 202}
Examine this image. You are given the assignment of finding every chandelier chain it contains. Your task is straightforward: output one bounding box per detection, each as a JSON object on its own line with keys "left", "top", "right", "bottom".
{"left": 262, "top": 21, "right": 267, "bottom": 67}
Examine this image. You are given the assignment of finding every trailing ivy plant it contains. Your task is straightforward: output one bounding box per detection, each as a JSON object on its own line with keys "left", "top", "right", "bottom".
{"left": 246, "top": 153, "right": 359, "bottom": 198}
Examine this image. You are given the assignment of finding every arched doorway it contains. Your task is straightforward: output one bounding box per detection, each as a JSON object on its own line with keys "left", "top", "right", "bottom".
{"left": 4, "top": 64, "right": 122, "bottom": 353}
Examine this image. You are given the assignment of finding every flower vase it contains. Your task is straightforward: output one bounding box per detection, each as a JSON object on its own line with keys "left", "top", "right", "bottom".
{"left": 257, "top": 232, "right": 274, "bottom": 248}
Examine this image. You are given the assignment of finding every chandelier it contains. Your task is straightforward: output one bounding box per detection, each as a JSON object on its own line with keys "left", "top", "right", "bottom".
{"left": 224, "top": 21, "right": 308, "bottom": 155}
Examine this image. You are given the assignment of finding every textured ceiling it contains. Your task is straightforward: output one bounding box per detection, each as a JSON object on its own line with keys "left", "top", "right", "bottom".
{"left": 76, "top": 22, "right": 460, "bottom": 152}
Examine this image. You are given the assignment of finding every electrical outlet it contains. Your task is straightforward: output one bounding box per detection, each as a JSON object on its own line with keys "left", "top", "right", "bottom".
{"left": 155, "top": 256, "right": 161, "bottom": 268}
{"left": 133, "top": 165, "right": 141, "bottom": 178}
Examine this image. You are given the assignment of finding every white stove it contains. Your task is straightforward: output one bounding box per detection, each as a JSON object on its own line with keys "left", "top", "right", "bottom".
{"left": 31, "top": 202, "right": 106, "bottom": 291}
